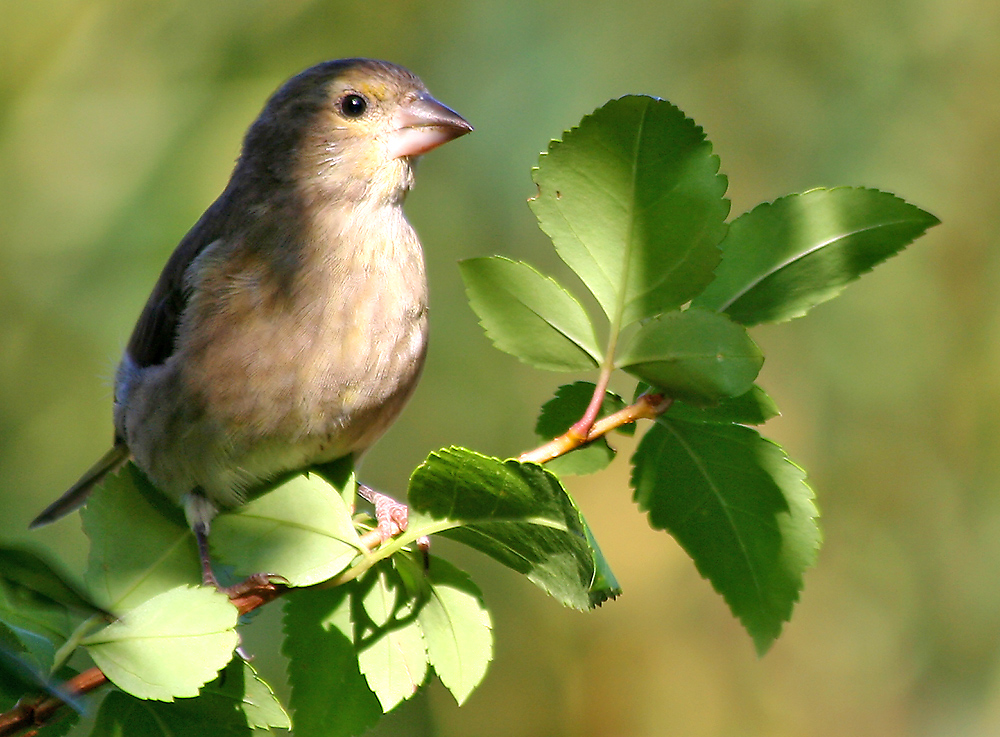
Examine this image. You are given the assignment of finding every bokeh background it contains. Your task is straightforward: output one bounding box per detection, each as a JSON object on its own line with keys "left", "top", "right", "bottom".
{"left": 2, "top": 0, "right": 998, "bottom": 735}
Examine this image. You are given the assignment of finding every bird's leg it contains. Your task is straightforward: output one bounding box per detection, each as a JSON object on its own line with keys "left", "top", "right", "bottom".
{"left": 357, "top": 483, "right": 430, "bottom": 554}
{"left": 185, "top": 490, "right": 286, "bottom": 598}
{"left": 192, "top": 520, "right": 220, "bottom": 588}
{"left": 185, "top": 491, "right": 223, "bottom": 587}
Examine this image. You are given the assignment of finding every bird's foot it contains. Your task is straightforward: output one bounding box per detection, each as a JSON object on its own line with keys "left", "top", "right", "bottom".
{"left": 192, "top": 520, "right": 288, "bottom": 606}
{"left": 357, "top": 483, "right": 430, "bottom": 553}
{"left": 221, "top": 573, "right": 289, "bottom": 612}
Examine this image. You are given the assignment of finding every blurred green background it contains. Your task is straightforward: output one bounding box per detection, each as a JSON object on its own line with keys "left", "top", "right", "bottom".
{"left": 1, "top": 0, "right": 997, "bottom": 734}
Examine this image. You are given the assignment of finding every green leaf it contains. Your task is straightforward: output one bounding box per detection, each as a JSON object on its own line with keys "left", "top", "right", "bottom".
{"left": 211, "top": 473, "right": 363, "bottom": 588}
{"left": 460, "top": 256, "right": 602, "bottom": 371}
{"left": 83, "top": 464, "right": 201, "bottom": 612}
{"left": 631, "top": 419, "right": 820, "bottom": 654}
{"left": 90, "top": 657, "right": 289, "bottom": 736}
{"left": 616, "top": 309, "right": 763, "bottom": 404}
{"left": 90, "top": 688, "right": 251, "bottom": 737}
{"left": 692, "top": 187, "right": 940, "bottom": 325}
{"left": 0, "top": 579, "right": 74, "bottom": 672}
{"left": 530, "top": 95, "right": 729, "bottom": 328}
{"left": 535, "top": 382, "right": 630, "bottom": 475}
{"left": 355, "top": 564, "right": 428, "bottom": 711}
{"left": 312, "top": 455, "right": 358, "bottom": 510}
{"left": 664, "top": 385, "right": 779, "bottom": 425}
{"left": 410, "top": 556, "right": 492, "bottom": 705}
{"left": 0, "top": 545, "right": 106, "bottom": 616}
{"left": 82, "top": 585, "right": 239, "bottom": 700}
{"left": 202, "top": 658, "right": 291, "bottom": 731}
{"left": 407, "top": 448, "right": 620, "bottom": 609}
{"left": 283, "top": 588, "right": 382, "bottom": 737}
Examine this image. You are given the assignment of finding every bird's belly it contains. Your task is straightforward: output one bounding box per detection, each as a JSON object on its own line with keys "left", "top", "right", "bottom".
{"left": 118, "top": 292, "right": 428, "bottom": 508}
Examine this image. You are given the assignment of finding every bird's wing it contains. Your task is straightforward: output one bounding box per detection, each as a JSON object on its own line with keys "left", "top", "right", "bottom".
{"left": 126, "top": 193, "right": 231, "bottom": 369}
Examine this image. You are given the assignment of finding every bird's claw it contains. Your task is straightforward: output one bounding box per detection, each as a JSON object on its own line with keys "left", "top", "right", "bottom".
{"left": 358, "top": 483, "right": 430, "bottom": 552}
{"left": 221, "top": 573, "right": 290, "bottom": 612}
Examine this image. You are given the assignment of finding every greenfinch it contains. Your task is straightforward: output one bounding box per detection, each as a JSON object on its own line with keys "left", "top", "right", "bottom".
{"left": 31, "top": 59, "right": 472, "bottom": 582}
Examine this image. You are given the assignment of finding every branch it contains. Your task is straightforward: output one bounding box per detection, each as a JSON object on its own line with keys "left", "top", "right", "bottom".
{"left": 519, "top": 392, "right": 672, "bottom": 464}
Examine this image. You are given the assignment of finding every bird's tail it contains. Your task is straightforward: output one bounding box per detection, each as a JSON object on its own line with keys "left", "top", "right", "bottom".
{"left": 29, "top": 445, "right": 131, "bottom": 528}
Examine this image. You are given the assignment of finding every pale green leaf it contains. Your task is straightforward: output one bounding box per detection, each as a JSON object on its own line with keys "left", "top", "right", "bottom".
{"left": 414, "top": 556, "right": 492, "bottom": 705}
{"left": 355, "top": 564, "right": 428, "bottom": 711}
{"left": 82, "top": 464, "right": 200, "bottom": 612}
{"left": 82, "top": 585, "right": 239, "bottom": 700}
{"left": 211, "top": 472, "right": 362, "bottom": 588}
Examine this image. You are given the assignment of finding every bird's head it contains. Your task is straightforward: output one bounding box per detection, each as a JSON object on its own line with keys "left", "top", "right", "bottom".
{"left": 237, "top": 59, "right": 472, "bottom": 205}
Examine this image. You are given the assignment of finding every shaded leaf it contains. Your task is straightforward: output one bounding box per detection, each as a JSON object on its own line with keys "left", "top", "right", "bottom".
{"left": 201, "top": 658, "right": 291, "bottom": 731}
{"left": 0, "top": 578, "right": 73, "bottom": 672}
{"left": 535, "top": 382, "right": 630, "bottom": 475}
{"left": 0, "top": 627, "right": 77, "bottom": 717}
{"left": 82, "top": 464, "right": 200, "bottom": 612}
{"left": 530, "top": 95, "right": 729, "bottom": 328}
{"left": 616, "top": 309, "right": 763, "bottom": 404}
{"left": 460, "top": 256, "right": 601, "bottom": 371}
{"left": 631, "top": 419, "right": 819, "bottom": 653}
{"left": 408, "top": 448, "right": 620, "bottom": 609}
{"left": 664, "top": 385, "right": 779, "bottom": 425}
{"left": 693, "top": 187, "right": 940, "bottom": 325}
{"left": 211, "top": 473, "right": 363, "bottom": 588}
{"left": 0, "top": 545, "right": 105, "bottom": 616}
{"left": 90, "top": 688, "right": 251, "bottom": 737}
{"left": 82, "top": 585, "right": 239, "bottom": 700}
{"left": 283, "top": 588, "right": 382, "bottom": 737}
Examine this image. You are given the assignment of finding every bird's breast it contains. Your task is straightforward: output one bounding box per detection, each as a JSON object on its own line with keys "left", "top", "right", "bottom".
{"left": 179, "top": 201, "right": 429, "bottom": 454}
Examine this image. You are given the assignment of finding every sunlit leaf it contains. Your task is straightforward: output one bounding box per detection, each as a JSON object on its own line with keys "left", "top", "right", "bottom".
{"left": 82, "top": 464, "right": 200, "bottom": 613}
{"left": 616, "top": 309, "right": 763, "bottom": 404}
{"left": 460, "top": 256, "right": 601, "bottom": 371}
{"left": 410, "top": 556, "right": 492, "bottom": 705}
{"left": 211, "top": 473, "right": 362, "bottom": 588}
{"left": 530, "top": 95, "right": 729, "bottom": 328}
{"left": 692, "top": 187, "right": 940, "bottom": 325}
{"left": 407, "top": 448, "right": 620, "bottom": 609}
{"left": 82, "top": 585, "right": 239, "bottom": 701}
{"left": 355, "top": 564, "right": 428, "bottom": 711}
{"left": 631, "top": 419, "right": 819, "bottom": 654}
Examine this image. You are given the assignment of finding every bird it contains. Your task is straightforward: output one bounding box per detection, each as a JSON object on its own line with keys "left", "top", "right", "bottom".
{"left": 30, "top": 58, "right": 472, "bottom": 585}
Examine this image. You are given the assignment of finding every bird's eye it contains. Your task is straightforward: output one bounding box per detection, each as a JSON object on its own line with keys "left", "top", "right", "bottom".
{"left": 339, "top": 93, "right": 368, "bottom": 118}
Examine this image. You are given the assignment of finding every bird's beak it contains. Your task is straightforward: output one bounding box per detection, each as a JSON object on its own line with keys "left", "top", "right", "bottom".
{"left": 388, "top": 92, "right": 473, "bottom": 159}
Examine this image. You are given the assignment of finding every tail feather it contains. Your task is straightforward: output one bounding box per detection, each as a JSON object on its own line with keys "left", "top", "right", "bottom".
{"left": 30, "top": 445, "right": 131, "bottom": 528}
